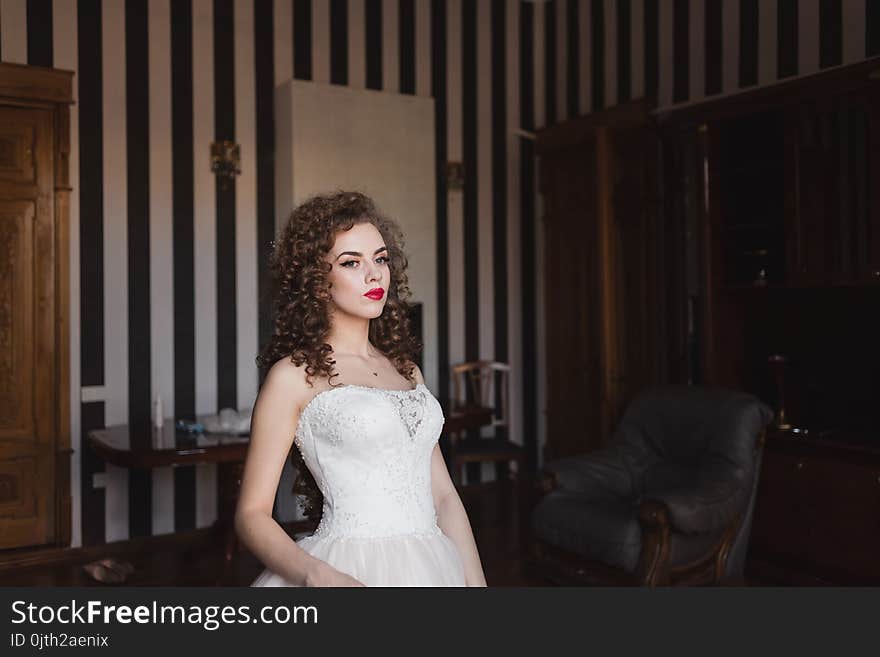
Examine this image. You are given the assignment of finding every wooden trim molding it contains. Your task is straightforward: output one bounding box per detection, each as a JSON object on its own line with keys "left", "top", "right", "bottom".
{"left": 0, "top": 62, "right": 74, "bottom": 105}
{"left": 655, "top": 55, "right": 880, "bottom": 129}
{"left": 536, "top": 99, "right": 652, "bottom": 154}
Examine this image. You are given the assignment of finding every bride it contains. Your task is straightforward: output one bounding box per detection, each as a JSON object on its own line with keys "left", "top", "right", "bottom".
{"left": 235, "top": 191, "right": 487, "bottom": 587}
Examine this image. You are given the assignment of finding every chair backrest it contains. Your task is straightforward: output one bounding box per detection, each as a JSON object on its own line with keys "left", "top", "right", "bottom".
{"left": 614, "top": 385, "right": 772, "bottom": 473}
{"left": 450, "top": 360, "right": 510, "bottom": 430}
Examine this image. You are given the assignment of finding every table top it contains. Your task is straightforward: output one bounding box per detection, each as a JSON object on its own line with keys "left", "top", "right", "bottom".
{"left": 88, "top": 406, "right": 495, "bottom": 469}
{"left": 88, "top": 419, "right": 250, "bottom": 469}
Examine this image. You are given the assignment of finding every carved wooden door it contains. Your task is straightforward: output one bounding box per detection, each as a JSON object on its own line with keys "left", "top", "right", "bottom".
{"left": 0, "top": 106, "right": 57, "bottom": 549}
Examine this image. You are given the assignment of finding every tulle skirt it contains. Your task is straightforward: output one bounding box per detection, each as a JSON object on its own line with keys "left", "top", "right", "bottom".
{"left": 250, "top": 531, "right": 467, "bottom": 587}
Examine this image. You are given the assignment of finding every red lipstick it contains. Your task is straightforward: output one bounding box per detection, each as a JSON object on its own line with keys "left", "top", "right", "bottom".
{"left": 364, "top": 288, "right": 385, "bottom": 300}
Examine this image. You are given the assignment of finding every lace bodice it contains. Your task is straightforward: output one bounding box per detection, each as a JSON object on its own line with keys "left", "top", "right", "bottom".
{"left": 293, "top": 383, "right": 445, "bottom": 540}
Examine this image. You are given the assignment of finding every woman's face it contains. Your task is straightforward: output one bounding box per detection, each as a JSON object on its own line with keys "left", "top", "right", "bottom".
{"left": 325, "top": 221, "right": 390, "bottom": 319}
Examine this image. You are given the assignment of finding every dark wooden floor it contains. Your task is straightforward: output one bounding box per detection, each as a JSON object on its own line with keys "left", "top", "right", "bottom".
{"left": 0, "top": 477, "right": 550, "bottom": 587}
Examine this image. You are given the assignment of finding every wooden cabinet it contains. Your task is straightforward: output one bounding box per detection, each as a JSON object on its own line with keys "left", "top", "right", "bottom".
{"left": 710, "top": 110, "right": 786, "bottom": 289}
{"left": 539, "top": 141, "right": 602, "bottom": 459}
{"left": 537, "top": 100, "right": 665, "bottom": 458}
{"left": 698, "top": 85, "right": 880, "bottom": 293}
{"left": 750, "top": 434, "right": 880, "bottom": 584}
{"left": 786, "top": 87, "right": 880, "bottom": 287}
{"left": 658, "top": 59, "right": 880, "bottom": 583}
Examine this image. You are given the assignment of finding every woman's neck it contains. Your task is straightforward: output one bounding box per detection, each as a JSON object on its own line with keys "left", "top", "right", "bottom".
{"left": 326, "top": 312, "right": 374, "bottom": 358}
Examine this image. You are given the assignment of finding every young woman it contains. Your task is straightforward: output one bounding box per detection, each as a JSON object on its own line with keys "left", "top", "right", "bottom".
{"left": 235, "top": 191, "right": 487, "bottom": 587}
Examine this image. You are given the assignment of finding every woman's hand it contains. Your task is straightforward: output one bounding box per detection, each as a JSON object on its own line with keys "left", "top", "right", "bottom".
{"left": 304, "top": 561, "right": 366, "bottom": 587}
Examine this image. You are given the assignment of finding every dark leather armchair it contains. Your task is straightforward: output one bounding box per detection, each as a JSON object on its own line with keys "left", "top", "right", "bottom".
{"left": 529, "top": 385, "right": 773, "bottom": 586}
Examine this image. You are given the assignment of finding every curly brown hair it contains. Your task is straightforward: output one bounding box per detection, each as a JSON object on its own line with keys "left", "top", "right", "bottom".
{"left": 257, "top": 190, "right": 423, "bottom": 522}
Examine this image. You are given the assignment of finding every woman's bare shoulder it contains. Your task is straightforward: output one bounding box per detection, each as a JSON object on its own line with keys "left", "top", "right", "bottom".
{"left": 262, "top": 357, "right": 317, "bottom": 414}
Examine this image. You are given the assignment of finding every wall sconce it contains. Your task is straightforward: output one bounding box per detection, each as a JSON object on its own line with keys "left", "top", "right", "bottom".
{"left": 211, "top": 140, "right": 241, "bottom": 188}
{"left": 446, "top": 162, "right": 465, "bottom": 190}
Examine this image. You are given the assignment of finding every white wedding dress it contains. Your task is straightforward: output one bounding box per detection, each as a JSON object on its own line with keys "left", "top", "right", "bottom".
{"left": 250, "top": 382, "right": 467, "bottom": 587}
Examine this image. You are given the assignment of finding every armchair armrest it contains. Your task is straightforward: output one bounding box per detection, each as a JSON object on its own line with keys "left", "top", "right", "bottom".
{"left": 639, "top": 499, "right": 671, "bottom": 529}
{"left": 646, "top": 464, "right": 751, "bottom": 535}
{"left": 635, "top": 499, "right": 672, "bottom": 586}
{"left": 537, "top": 469, "right": 557, "bottom": 494}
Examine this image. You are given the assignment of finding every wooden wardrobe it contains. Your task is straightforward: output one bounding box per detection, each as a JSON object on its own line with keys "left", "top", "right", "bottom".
{"left": 536, "top": 100, "right": 671, "bottom": 460}
{"left": 0, "top": 63, "right": 73, "bottom": 550}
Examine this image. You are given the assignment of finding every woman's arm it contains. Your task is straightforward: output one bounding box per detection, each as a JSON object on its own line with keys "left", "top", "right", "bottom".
{"left": 430, "top": 445, "right": 488, "bottom": 586}
{"left": 234, "top": 359, "right": 363, "bottom": 587}
{"left": 409, "top": 362, "right": 487, "bottom": 586}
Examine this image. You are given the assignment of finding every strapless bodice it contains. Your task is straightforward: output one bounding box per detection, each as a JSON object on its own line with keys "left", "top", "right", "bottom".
{"left": 293, "top": 383, "right": 445, "bottom": 539}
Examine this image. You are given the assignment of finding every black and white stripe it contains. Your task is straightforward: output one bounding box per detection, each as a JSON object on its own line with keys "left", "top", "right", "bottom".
{"left": 673, "top": 0, "right": 688, "bottom": 103}
{"left": 543, "top": 0, "right": 556, "bottom": 124}
{"left": 0, "top": 0, "right": 27, "bottom": 64}
{"left": 215, "top": 0, "right": 237, "bottom": 419}
{"left": 519, "top": 0, "right": 537, "bottom": 476}
{"left": 739, "top": 0, "right": 759, "bottom": 87}
{"left": 27, "top": 0, "right": 52, "bottom": 66}
{"left": 400, "top": 0, "right": 416, "bottom": 93}
{"left": 617, "top": 0, "right": 631, "bottom": 102}
{"left": 431, "top": 0, "right": 449, "bottom": 420}
{"left": 256, "top": 0, "right": 275, "bottom": 367}
{"left": 330, "top": 0, "right": 347, "bottom": 85}
{"left": 148, "top": 0, "right": 175, "bottom": 537}
{"left": 461, "top": 0, "right": 477, "bottom": 375}
{"left": 383, "top": 0, "right": 399, "bottom": 93}
{"left": 234, "top": 0, "right": 259, "bottom": 451}
{"left": 591, "top": 0, "right": 605, "bottom": 109}
{"left": 101, "top": 0, "right": 129, "bottom": 543}
{"left": 126, "top": 0, "right": 152, "bottom": 539}
{"left": 51, "top": 0, "right": 84, "bottom": 549}
{"left": 74, "top": 0, "right": 106, "bottom": 546}
{"left": 869, "top": 1, "right": 880, "bottom": 57}
{"left": 2, "top": 0, "right": 876, "bottom": 543}
{"left": 492, "top": 0, "right": 508, "bottom": 448}
{"left": 706, "top": 0, "right": 723, "bottom": 94}
{"left": 172, "top": 0, "right": 197, "bottom": 533}
{"left": 293, "top": 0, "right": 311, "bottom": 79}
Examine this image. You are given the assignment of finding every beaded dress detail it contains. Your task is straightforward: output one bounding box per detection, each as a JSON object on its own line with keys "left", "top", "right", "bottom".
{"left": 250, "top": 383, "right": 467, "bottom": 587}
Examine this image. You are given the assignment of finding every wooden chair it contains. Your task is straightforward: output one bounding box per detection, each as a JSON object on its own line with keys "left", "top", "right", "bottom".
{"left": 448, "top": 361, "right": 524, "bottom": 486}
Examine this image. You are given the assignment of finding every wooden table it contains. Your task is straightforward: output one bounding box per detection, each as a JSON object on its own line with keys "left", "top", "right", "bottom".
{"left": 87, "top": 419, "right": 249, "bottom": 572}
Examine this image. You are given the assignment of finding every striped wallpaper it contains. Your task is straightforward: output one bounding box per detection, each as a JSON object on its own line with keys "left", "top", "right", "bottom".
{"left": 0, "top": 0, "right": 877, "bottom": 547}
